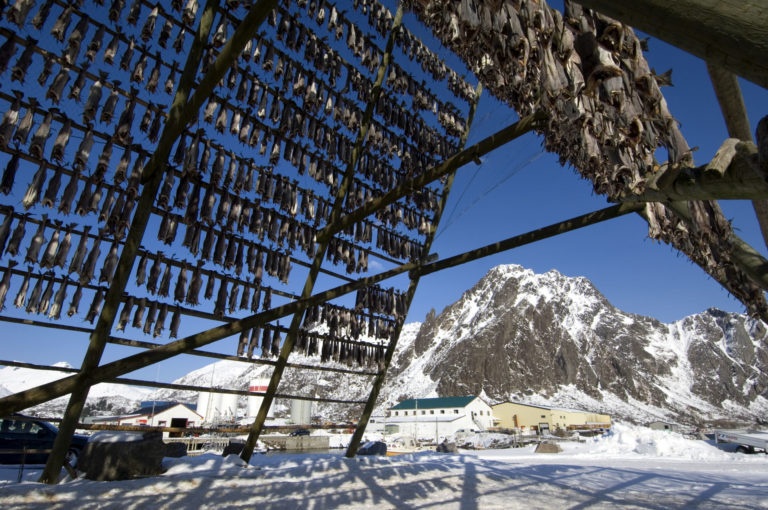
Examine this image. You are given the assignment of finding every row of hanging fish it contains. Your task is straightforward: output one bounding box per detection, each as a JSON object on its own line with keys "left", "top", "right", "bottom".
{"left": 355, "top": 285, "right": 407, "bottom": 319}
{"left": 303, "top": 300, "right": 396, "bottom": 342}
{"left": 409, "top": 0, "right": 767, "bottom": 318}
{"left": 115, "top": 295, "right": 183, "bottom": 338}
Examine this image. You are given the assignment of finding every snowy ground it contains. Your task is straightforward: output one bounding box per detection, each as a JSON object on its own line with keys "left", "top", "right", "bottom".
{"left": 1, "top": 424, "right": 767, "bottom": 509}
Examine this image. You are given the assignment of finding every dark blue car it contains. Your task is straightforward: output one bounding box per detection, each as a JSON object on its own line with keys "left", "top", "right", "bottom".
{"left": 0, "top": 415, "right": 88, "bottom": 465}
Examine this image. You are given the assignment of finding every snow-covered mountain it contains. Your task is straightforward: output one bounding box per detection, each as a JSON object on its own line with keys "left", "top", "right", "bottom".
{"left": 4, "top": 264, "right": 767, "bottom": 426}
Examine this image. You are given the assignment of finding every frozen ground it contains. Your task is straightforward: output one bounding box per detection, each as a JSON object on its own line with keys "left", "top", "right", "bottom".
{"left": 1, "top": 423, "right": 766, "bottom": 509}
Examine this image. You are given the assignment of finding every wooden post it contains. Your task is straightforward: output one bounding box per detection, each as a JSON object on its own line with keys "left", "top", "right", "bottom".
{"left": 707, "top": 63, "right": 768, "bottom": 252}
{"left": 37, "top": 1, "right": 220, "bottom": 484}
{"left": 575, "top": 0, "right": 768, "bottom": 89}
{"left": 345, "top": 82, "right": 483, "bottom": 457}
{"left": 0, "top": 203, "right": 645, "bottom": 416}
{"left": 239, "top": 5, "right": 406, "bottom": 464}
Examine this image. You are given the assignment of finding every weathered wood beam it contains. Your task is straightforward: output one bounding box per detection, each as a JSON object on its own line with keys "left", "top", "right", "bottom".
{"left": 317, "top": 111, "right": 546, "bottom": 242}
{"left": 239, "top": 5, "right": 406, "bottom": 464}
{"left": 0, "top": 204, "right": 639, "bottom": 416}
{"left": 575, "top": 0, "right": 768, "bottom": 90}
{"left": 621, "top": 140, "right": 768, "bottom": 202}
{"left": 345, "top": 83, "right": 484, "bottom": 458}
{"left": 707, "top": 64, "right": 768, "bottom": 252}
{"left": 38, "top": 1, "right": 220, "bottom": 485}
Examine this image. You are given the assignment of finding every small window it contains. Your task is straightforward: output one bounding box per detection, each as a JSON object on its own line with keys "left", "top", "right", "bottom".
{"left": 421, "top": 410, "right": 425, "bottom": 415}
{"left": 371, "top": 419, "right": 376, "bottom": 423}
{"left": 429, "top": 410, "right": 434, "bottom": 415}
{"left": 454, "top": 410, "right": 459, "bottom": 414}
{"left": 395, "top": 411, "right": 399, "bottom": 416}
{"left": 404, "top": 411, "right": 408, "bottom": 416}
{"left": 158, "top": 421, "right": 167, "bottom": 427}
{"left": 541, "top": 415, "right": 546, "bottom": 419}
{"left": 440, "top": 410, "right": 445, "bottom": 414}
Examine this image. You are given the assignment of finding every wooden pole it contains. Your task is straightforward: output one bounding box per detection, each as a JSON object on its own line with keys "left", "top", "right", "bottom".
{"left": 0, "top": 204, "right": 640, "bottom": 415}
{"left": 575, "top": 0, "right": 768, "bottom": 90}
{"left": 37, "top": 1, "right": 220, "bottom": 484}
{"left": 239, "top": 5, "right": 406, "bottom": 464}
{"left": 706, "top": 64, "right": 768, "bottom": 251}
{"left": 345, "top": 83, "right": 484, "bottom": 457}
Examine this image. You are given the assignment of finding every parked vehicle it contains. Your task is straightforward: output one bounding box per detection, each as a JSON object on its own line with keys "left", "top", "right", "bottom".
{"left": 289, "top": 428, "right": 310, "bottom": 437}
{"left": 0, "top": 415, "right": 88, "bottom": 464}
{"left": 715, "top": 429, "right": 768, "bottom": 454}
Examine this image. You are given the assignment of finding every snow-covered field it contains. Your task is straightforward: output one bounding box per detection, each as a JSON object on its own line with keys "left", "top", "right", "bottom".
{"left": 1, "top": 424, "right": 767, "bottom": 509}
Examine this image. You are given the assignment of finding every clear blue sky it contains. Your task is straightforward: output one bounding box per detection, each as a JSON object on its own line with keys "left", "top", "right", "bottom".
{"left": 1, "top": 1, "right": 766, "bottom": 387}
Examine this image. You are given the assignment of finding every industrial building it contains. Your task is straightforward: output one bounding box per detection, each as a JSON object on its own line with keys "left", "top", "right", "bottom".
{"left": 385, "top": 396, "right": 494, "bottom": 440}
{"left": 492, "top": 401, "right": 611, "bottom": 434}
{"left": 86, "top": 401, "right": 203, "bottom": 438}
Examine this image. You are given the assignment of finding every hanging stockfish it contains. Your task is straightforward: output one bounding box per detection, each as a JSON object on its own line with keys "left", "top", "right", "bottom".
{"left": 119, "top": 36, "right": 136, "bottom": 71}
{"left": 181, "top": 221, "right": 200, "bottom": 256}
{"left": 47, "top": 4, "right": 73, "bottom": 41}
{"left": 99, "top": 240, "right": 119, "bottom": 284}
{"left": 213, "top": 18, "right": 228, "bottom": 48}
{"left": 0, "top": 209, "right": 12, "bottom": 256}
{"left": 261, "top": 286, "right": 271, "bottom": 311}
{"left": 164, "top": 61, "right": 178, "bottom": 95}
{"left": 173, "top": 263, "right": 187, "bottom": 302}
{"left": 40, "top": 220, "right": 62, "bottom": 268}
{"left": 86, "top": 24, "right": 106, "bottom": 62}
{"left": 74, "top": 172, "right": 94, "bottom": 216}
{"left": 58, "top": 168, "right": 80, "bottom": 215}
{"left": 24, "top": 215, "right": 47, "bottom": 265}
{"left": 246, "top": 325, "right": 260, "bottom": 358}
{"left": 182, "top": 0, "right": 199, "bottom": 25}
{"left": 238, "top": 280, "right": 250, "bottom": 310}
{"left": 172, "top": 26, "right": 186, "bottom": 53}
{"left": 228, "top": 281, "right": 239, "bottom": 313}
{"left": 224, "top": 236, "right": 237, "bottom": 270}
{"left": 141, "top": 5, "right": 159, "bottom": 42}
{"left": 68, "top": 225, "right": 89, "bottom": 275}
{"left": 66, "top": 282, "right": 82, "bottom": 317}
{"left": 38, "top": 271, "right": 56, "bottom": 316}
{"left": 85, "top": 288, "right": 104, "bottom": 323}
{"left": 98, "top": 188, "right": 115, "bottom": 223}
{"left": 29, "top": 109, "right": 55, "bottom": 159}
{"left": 157, "top": 260, "right": 172, "bottom": 298}
{"left": 25, "top": 272, "right": 44, "bottom": 314}
{"left": 133, "top": 251, "right": 148, "bottom": 288}
{"left": 65, "top": 16, "right": 89, "bottom": 64}
{"left": 114, "top": 143, "right": 132, "bottom": 184}
{"left": 0, "top": 260, "right": 15, "bottom": 311}
{"left": 0, "top": 152, "right": 19, "bottom": 196}
{"left": 79, "top": 230, "right": 102, "bottom": 284}
{"left": 169, "top": 306, "right": 181, "bottom": 338}
{"left": 237, "top": 328, "right": 249, "bottom": 357}
{"left": 200, "top": 225, "right": 214, "bottom": 261}
{"left": 100, "top": 83, "right": 121, "bottom": 125}
{"left": 14, "top": 98, "right": 36, "bottom": 147}
{"left": 116, "top": 296, "right": 134, "bottom": 331}
{"left": 50, "top": 118, "right": 72, "bottom": 163}
{"left": 146, "top": 252, "right": 162, "bottom": 294}
{"left": 270, "top": 325, "right": 281, "bottom": 356}
{"left": 260, "top": 325, "right": 271, "bottom": 357}
{"left": 9, "top": 37, "right": 36, "bottom": 84}
{"left": 46, "top": 63, "right": 72, "bottom": 105}
{"left": 139, "top": 103, "right": 153, "bottom": 133}
{"left": 103, "top": 29, "right": 121, "bottom": 66}
{"left": 132, "top": 297, "right": 147, "bottom": 329}
{"left": 126, "top": 152, "right": 145, "bottom": 195}
{"left": 95, "top": 138, "right": 113, "bottom": 176}
{"left": 213, "top": 277, "right": 227, "bottom": 317}
{"left": 115, "top": 88, "right": 138, "bottom": 144}
{"left": 148, "top": 107, "right": 163, "bottom": 143}
{"left": 158, "top": 19, "right": 173, "bottom": 48}
{"left": 131, "top": 46, "right": 149, "bottom": 84}
{"left": 203, "top": 271, "right": 215, "bottom": 300}
{"left": 214, "top": 103, "right": 228, "bottom": 134}
{"left": 212, "top": 230, "right": 227, "bottom": 266}
{"left": 126, "top": 0, "right": 141, "bottom": 24}
{"left": 153, "top": 302, "right": 168, "bottom": 338}
{"left": 143, "top": 300, "right": 157, "bottom": 335}
{"left": 37, "top": 53, "right": 55, "bottom": 87}
{"left": 82, "top": 72, "right": 106, "bottom": 123}
{"left": 53, "top": 223, "right": 73, "bottom": 269}
{"left": 14, "top": 268, "right": 34, "bottom": 312}
{"left": 73, "top": 124, "right": 96, "bottom": 170}
{"left": 184, "top": 177, "right": 201, "bottom": 225}
{"left": 185, "top": 261, "right": 202, "bottom": 305}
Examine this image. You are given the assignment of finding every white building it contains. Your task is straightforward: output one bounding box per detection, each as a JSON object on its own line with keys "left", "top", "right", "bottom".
{"left": 385, "top": 396, "right": 494, "bottom": 441}
{"left": 116, "top": 402, "right": 203, "bottom": 437}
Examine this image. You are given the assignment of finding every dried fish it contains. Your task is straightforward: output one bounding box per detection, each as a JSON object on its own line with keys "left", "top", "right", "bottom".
{"left": 0, "top": 260, "right": 15, "bottom": 310}
{"left": 131, "top": 47, "right": 149, "bottom": 84}
{"left": 146, "top": 54, "right": 162, "bottom": 93}
{"left": 158, "top": 20, "right": 174, "bottom": 48}
{"left": 115, "top": 89, "right": 138, "bottom": 143}
{"left": 50, "top": 118, "right": 72, "bottom": 163}
{"left": 67, "top": 283, "right": 83, "bottom": 317}
{"left": 116, "top": 296, "right": 134, "bottom": 331}
{"left": 14, "top": 98, "right": 36, "bottom": 147}
{"left": 40, "top": 220, "right": 62, "bottom": 268}
{"left": 148, "top": 108, "right": 163, "bottom": 143}
{"left": 31, "top": 0, "right": 55, "bottom": 29}
{"left": 173, "top": 27, "right": 186, "bottom": 54}
{"left": 132, "top": 297, "right": 146, "bottom": 329}
{"left": 141, "top": 5, "right": 160, "bottom": 42}
{"left": 153, "top": 302, "right": 168, "bottom": 337}
{"left": 54, "top": 223, "right": 73, "bottom": 269}
{"left": 204, "top": 271, "right": 215, "bottom": 300}
{"left": 143, "top": 300, "right": 157, "bottom": 334}
{"left": 165, "top": 62, "right": 178, "bottom": 94}
{"left": 185, "top": 262, "right": 202, "bottom": 305}
{"left": 79, "top": 230, "right": 102, "bottom": 284}
{"left": 10, "top": 37, "right": 37, "bottom": 84}
{"left": 85, "top": 288, "right": 104, "bottom": 323}
{"left": 68, "top": 225, "right": 90, "bottom": 275}
{"left": 14, "top": 266, "right": 31, "bottom": 309}
{"left": 169, "top": 306, "right": 181, "bottom": 338}
{"left": 213, "top": 277, "right": 227, "bottom": 317}
{"left": 74, "top": 125, "right": 95, "bottom": 170}
{"left": 103, "top": 29, "right": 121, "bottom": 65}
{"left": 183, "top": 0, "right": 199, "bottom": 26}
{"left": 100, "top": 83, "right": 121, "bottom": 124}
{"left": 146, "top": 252, "right": 162, "bottom": 294}
{"left": 86, "top": 24, "right": 106, "bottom": 62}
{"left": 0, "top": 153, "right": 19, "bottom": 195}
{"left": 25, "top": 215, "right": 47, "bottom": 265}
{"left": 50, "top": 6, "right": 74, "bottom": 43}
{"left": 99, "top": 240, "right": 119, "bottom": 283}
{"left": 65, "top": 16, "right": 89, "bottom": 64}
{"left": 0, "top": 209, "right": 12, "bottom": 256}
{"left": 38, "top": 53, "right": 55, "bottom": 87}
{"left": 25, "top": 272, "right": 44, "bottom": 314}
{"left": 38, "top": 271, "right": 56, "bottom": 316}
{"left": 228, "top": 281, "right": 239, "bottom": 313}
{"left": 58, "top": 169, "right": 80, "bottom": 215}
{"left": 29, "top": 109, "right": 55, "bottom": 159}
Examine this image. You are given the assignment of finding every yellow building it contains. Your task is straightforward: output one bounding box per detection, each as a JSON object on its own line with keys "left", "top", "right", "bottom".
{"left": 492, "top": 401, "right": 611, "bottom": 433}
